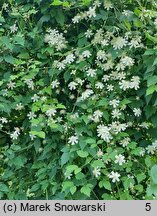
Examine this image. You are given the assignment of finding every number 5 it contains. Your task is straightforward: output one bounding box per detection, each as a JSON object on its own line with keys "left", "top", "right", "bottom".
{"left": 145, "top": 203, "right": 151, "bottom": 211}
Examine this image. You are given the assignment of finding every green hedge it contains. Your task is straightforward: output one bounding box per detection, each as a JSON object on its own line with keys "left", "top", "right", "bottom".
{"left": 0, "top": 0, "right": 157, "bottom": 200}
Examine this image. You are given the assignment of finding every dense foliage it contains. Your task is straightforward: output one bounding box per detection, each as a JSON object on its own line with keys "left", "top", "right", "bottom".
{"left": 1, "top": 0, "right": 157, "bottom": 200}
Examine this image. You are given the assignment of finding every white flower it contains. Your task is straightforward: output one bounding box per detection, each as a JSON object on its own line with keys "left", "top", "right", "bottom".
{"left": 122, "top": 10, "right": 134, "bottom": 16}
{"left": 68, "top": 135, "right": 78, "bottom": 145}
{"left": 108, "top": 171, "right": 121, "bottom": 182}
{"left": 120, "top": 137, "right": 131, "bottom": 147}
{"left": 111, "top": 36, "right": 127, "bottom": 49}
{"left": 56, "top": 61, "right": 66, "bottom": 70}
{"left": 41, "top": 96, "right": 47, "bottom": 102}
{"left": 7, "top": 81, "right": 16, "bottom": 90}
{"left": 97, "top": 149, "right": 103, "bottom": 157}
{"left": 104, "top": 0, "right": 113, "bottom": 10}
{"left": 115, "top": 62, "right": 126, "bottom": 71}
{"left": 110, "top": 121, "right": 128, "bottom": 134}
{"left": 86, "top": 68, "right": 96, "bottom": 77}
{"left": 0, "top": 117, "right": 8, "bottom": 123}
{"left": 31, "top": 94, "right": 39, "bottom": 102}
{"left": 106, "top": 84, "right": 114, "bottom": 91}
{"left": 68, "top": 81, "right": 78, "bottom": 90}
{"left": 139, "top": 122, "right": 150, "bottom": 129}
{"left": 102, "top": 60, "right": 114, "bottom": 71}
{"left": 71, "top": 70, "right": 76, "bottom": 75}
{"left": 27, "top": 112, "right": 37, "bottom": 120}
{"left": 101, "top": 39, "right": 109, "bottom": 46}
{"left": 117, "top": 72, "right": 126, "bottom": 80}
{"left": 146, "top": 145, "right": 155, "bottom": 154}
{"left": 44, "top": 28, "right": 67, "bottom": 51}
{"left": 16, "top": 103, "right": 24, "bottom": 111}
{"left": 133, "top": 108, "right": 141, "bottom": 117}
{"left": 3, "top": 3, "right": 9, "bottom": 10}
{"left": 130, "top": 76, "right": 140, "bottom": 90}
{"left": 10, "top": 127, "right": 20, "bottom": 140}
{"left": 93, "top": 110, "right": 103, "bottom": 119}
{"left": 109, "top": 99, "right": 120, "bottom": 108}
{"left": 95, "top": 82, "right": 104, "bottom": 89}
{"left": 2, "top": 89, "right": 8, "bottom": 96}
{"left": 72, "top": 14, "right": 82, "bottom": 23}
{"left": 46, "top": 108, "right": 57, "bottom": 117}
{"left": 102, "top": 75, "right": 110, "bottom": 82}
{"left": 29, "top": 134, "right": 36, "bottom": 140}
{"left": 97, "top": 124, "right": 112, "bottom": 142}
{"left": 82, "top": 50, "right": 91, "bottom": 58}
{"left": 120, "top": 56, "right": 135, "bottom": 67}
{"left": 75, "top": 78, "right": 84, "bottom": 85}
{"left": 96, "top": 50, "right": 107, "bottom": 61}
{"left": 87, "top": 7, "right": 96, "bottom": 18}
{"left": 119, "top": 80, "right": 131, "bottom": 90}
{"left": 51, "top": 80, "right": 60, "bottom": 89}
{"left": 24, "top": 79, "right": 34, "bottom": 90}
{"left": 65, "top": 172, "right": 73, "bottom": 179}
{"left": 64, "top": 53, "right": 75, "bottom": 64}
{"left": 85, "top": 29, "right": 93, "bottom": 38}
{"left": 111, "top": 109, "right": 121, "bottom": 119}
{"left": 10, "top": 24, "right": 18, "bottom": 33}
{"left": 92, "top": 167, "right": 101, "bottom": 178}
{"left": 139, "top": 149, "right": 145, "bottom": 156}
{"left": 115, "top": 154, "right": 126, "bottom": 165}
{"left": 80, "top": 89, "right": 94, "bottom": 100}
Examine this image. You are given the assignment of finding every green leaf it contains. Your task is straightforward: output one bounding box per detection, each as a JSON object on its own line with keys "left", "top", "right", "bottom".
{"left": 70, "top": 186, "right": 76, "bottom": 195}
{"left": 62, "top": 181, "right": 74, "bottom": 191}
{"left": 77, "top": 150, "right": 89, "bottom": 158}
{"left": 146, "top": 85, "right": 157, "bottom": 96}
{"left": 4, "top": 55, "right": 14, "bottom": 64}
{"left": 136, "top": 173, "right": 146, "bottom": 183}
{"left": 97, "top": 98, "right": 108, "bottom": 107}
{"left": 31, "top": 131, "right": 46, "bottom": 139}
{"left": 99, "top": 179, "right": 111, "bottom": 191}
{"left": 80, "top": 184, "right": 93, "bottom": 197}
{"left": 0, "top": 183, "right": 9, "bottom": 192}
{"left": 61, "top": 152, "right": 70, "bottom": 166}
{"left": 51, "top": 0, "right": 62, "bottom": 5}
{"left": 145, "top": 32, "right": 157, "bottom": 44}
{"left": 92, "top": 160, "right": 104, "bottom": 168}
{"left": 13, "top": 35, "right": 25, "bottom": 46}
{"left": 147, "top": 75, "right": 157, "bottom": 86}
{"left": 151, "top": 165, "right": 157, "bottom": 184}
{"left": 55, "top": 10, "right": 65, "bottom": 26}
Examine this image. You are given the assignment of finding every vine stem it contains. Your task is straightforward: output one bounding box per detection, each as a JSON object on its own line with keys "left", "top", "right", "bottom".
{"left": 116, "top": 182, "right": 121, "bottom": 199}
{"left": 45, "top": 188, "right": 49, "bottom": 200}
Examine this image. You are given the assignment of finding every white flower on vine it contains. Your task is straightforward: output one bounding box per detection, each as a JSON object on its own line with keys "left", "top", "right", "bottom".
{"left": 46, "top": 108, "right": 57, "bottom": 117}
{"left": 86, "top": 68, "right": 96, "bottom": 77}
{"left": 82, "top": 50, "right": 91, "bottom": 58}
{"left": 92, "top": 167, "right": 101, "bottom": 178}
{"left": 97, "top": 124, "right": 112, "bottom": 142}
{"left": 51, "top": 80, "right": 60, "bottom": 89}
{"left": 114, "top": 154, "right": 126, "bottom": 165}
{"left": 10, "top": 24, "right": 18, "bottom": 33}
{"left": 133, "top": 108, "right": 141, "bottom": 117}
{"left": 111, "top": 36, "right": 127, "bottom": 49}
{"left": 68, "top": 135, "right": 78, "bottom": 145}
{"left": 108, "top": 171, "right": 121, "bottom": 182}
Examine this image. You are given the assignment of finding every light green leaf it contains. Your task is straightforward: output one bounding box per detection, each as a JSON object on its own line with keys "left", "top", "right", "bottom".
{"left": 31, "top": 131, "right": 46, "bottom": 139}
{"left": 147, "top": 75, "right": 157, "bottom": 86}
{"left": 77, "top": 150, "right": 89, "bottom": 158}
{"left": 0, "top": 183, "right": 9, "bottom": 192}
{"left": 151, "top": 165, "right": 157, "bottom": 184}
{"left": 80, "top": 184, "right": 93, "bottom": 197}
